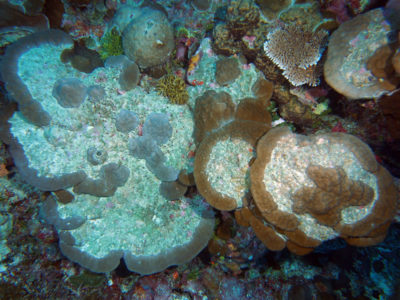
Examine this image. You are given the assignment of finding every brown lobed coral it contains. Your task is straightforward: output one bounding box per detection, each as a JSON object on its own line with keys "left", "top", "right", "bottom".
{"left": 215, "top": 57, "right": 242, "bottom": 86}
{"left": 194, "top": 78, "right": 273, "bottom": 211}
{"left": 249, "top": 127, "right": 398, "bottom": 254}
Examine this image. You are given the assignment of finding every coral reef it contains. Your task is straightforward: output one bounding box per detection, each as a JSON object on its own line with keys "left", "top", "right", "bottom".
{"left": 255, "top": 0, "right": 292, "bottom": 20}
{"left": 0, "top": 2, "right": 49, "bottom": 49}
{"left": 99, "top": 28, "right": 124, "bottom": 60}
{"left": 118, "top": 60, "right": 140, "bottom": 91}
{"left": 60, "top": 43, "right": 104, "bottom": 74}
{"left": 52, "top": 78, "right": 88, "bottom": 108}
{"left": 115, "top": 109, "right": 138, "bottom": 133}
{"left": 0, "top": 1, "right": 399, "bottom": 298}
{"left": 194, "top": 78, "right": 273, "bottom": 211}
{"left": 191, "top": 0, "right": 211, "bottom": 11}
{"left": 215, "top": 56, "right": 242, "bottom": 86}
{"left": 367, "top": 42, "right": 400, "bottom": 92}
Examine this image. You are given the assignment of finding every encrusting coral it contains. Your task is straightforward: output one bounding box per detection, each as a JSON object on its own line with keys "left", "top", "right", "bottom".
{"left": 366, "top": 41, "right": 400, "bottom": 92}
{"left": 0, "top": 29, "right": 214, "bottom": 274}
{"left": 60, "top": 42, "right": 104, "bottom": 74}
{"left": 119, "top": 60, "right": 140, "bottom": 91}
{"left": 156, "top": 74, "right": 189, "bottom": 105}
{"left": 215, "top": 56, "right": 242, "bottom": 86}
{"left": 255, "top": 0, "right": 292, "bottom": 20}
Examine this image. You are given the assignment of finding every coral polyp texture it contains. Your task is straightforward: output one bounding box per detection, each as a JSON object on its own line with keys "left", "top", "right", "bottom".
{"left": 0, "top": 30, "right": 214, "bottom": 274}
{"left": 263, "top": 24, "right": 327, "bottom": 86}
{"left": 249, "top": 127, "right": 397, "bottom": 254}
{"left": 324, "top": 8, "right": 395, "bottom": 99}
{"left": 156, "top": 74, "right": 189, "bottom": 105}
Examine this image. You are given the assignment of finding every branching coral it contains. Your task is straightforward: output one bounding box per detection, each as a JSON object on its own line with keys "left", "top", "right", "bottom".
{"left": 157, "top": 74, "right": 189, "bottom": 105}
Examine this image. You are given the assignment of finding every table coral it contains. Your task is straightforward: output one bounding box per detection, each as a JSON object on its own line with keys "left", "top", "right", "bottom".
{"left": 263, "top": 24, "right": 327, "bottom": 86}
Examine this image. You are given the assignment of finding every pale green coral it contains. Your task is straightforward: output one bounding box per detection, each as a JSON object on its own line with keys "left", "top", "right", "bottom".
{"left": 99, "top": 28, "right": 123, "bottom": 60}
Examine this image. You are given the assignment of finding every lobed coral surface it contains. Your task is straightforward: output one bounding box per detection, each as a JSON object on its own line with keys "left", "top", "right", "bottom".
{"left": 1, "top": 30, "right": 214, "bottom": 274}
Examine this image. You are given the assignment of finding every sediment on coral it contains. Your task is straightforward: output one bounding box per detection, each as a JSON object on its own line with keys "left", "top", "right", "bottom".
{"left": 40, "top": 196, "right": 86, "bottom": 230}
{"left": 41, "top": 193, "right": 214, "bottom": 274}
{"left": 194, "top": 79, "right": 273, "bottom": 211}
{"left": 0, "top": 29, "right": 73, "bottom": 126}
{"left": 73, "top": 163, "right": 130, "bottom": 197}
{"left": 2, "top": 28, "right": 214, "bottom": 275}
{"left": 249, "top": 126, "right": 397, "bottom": 253}
{"left": 128, "top": 112, "right": 178, "bottom": 181}
{"left": 324, "top": 8, "right": 394, "bottom": 99}
{"left": 7, "top": 138, "right": 87, "bottom": 191}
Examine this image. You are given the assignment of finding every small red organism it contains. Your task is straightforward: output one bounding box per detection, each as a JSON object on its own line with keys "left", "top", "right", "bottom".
{"left": 331, "top": 121, "right": 347, "bottom": 133}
